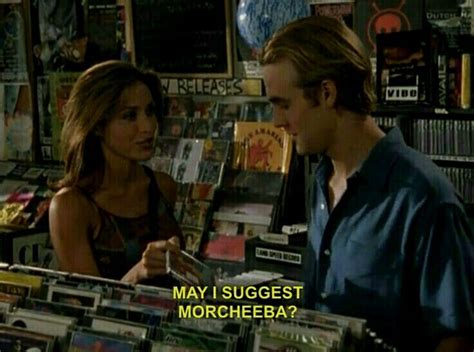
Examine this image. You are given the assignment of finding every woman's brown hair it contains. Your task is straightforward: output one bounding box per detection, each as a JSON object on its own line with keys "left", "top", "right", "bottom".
{"left": 52, "top": 60, "right": 163, "bottom": 193}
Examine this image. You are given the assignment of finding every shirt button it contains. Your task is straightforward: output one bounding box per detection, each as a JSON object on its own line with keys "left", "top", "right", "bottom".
{"left": 323, "top": 249, "right": 331, "bottom": 256}
{"left": 320, "top": 292, "right": 328, "bottom": 300}
{"left": 320, "top": 203, "right": 325, "bottom": 210}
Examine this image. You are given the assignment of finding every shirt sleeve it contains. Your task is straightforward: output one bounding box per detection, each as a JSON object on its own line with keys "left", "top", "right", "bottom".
{"left": 417, "top": 202, "right": 474, "bottom": 342}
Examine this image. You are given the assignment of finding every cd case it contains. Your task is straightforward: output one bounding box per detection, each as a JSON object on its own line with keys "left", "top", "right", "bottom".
{"left": 166, "top": 250, "right": 215, "bottom": 287}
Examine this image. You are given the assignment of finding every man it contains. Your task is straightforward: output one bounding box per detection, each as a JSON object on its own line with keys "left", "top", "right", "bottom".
{"left": 260, "top": 16, "right": 473, "bottom": 351}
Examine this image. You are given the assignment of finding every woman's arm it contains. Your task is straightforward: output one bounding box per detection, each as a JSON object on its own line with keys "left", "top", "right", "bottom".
{"left": 49, "top": 188, "right": 101, "bottom": 276}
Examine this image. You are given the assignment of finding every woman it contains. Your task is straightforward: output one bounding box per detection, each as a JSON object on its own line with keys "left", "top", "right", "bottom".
{"left": 49, "top": 60, "right": 184, "bottom": 285}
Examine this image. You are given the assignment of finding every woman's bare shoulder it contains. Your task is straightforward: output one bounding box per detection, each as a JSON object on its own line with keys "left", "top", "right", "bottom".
{"left": 49, "top": 187, "right": 96, "bottom": 220}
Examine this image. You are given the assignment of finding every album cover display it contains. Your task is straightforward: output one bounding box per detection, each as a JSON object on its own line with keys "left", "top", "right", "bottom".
{"left": 233, "top": 122, "right": 292, "bottom": 173}
{"left": 161, "top": 116, "right": 188, "bottom": 138}
{"left": 201, "top": 139, "right": 230, "bottom": 163}
{"left": 241, "top": 101, "right": 272, "bottom": 122}
{"left": 214, "top": 102, "right": 243, "bottom": 120}
{"left": 181, "top": 200, "right": 210, "bottom": 229}
{"left": 202, "top": 233, "right": 246, "bottom": 262}
{"left": 68, "top": 330, "right": 137, "bottom": 352}
{"left": 376, "top": 29, "right": 435, "bottom": 105}
{"left": 196, "top": 160, "right": 224, "bottom": 185}
{"left": 192, "top": 118, "right": 211, "bottom": 139}
{"left": 0, "top": 263, "right": 387, "bottom": 351}
{"left": 210, "top": 119, "right": 234, "bottom": 140}
{"left": 154, "top": 137, "right": 180, "bottom": 158}
{"left": 0, "top": 324, "right": 54, "bottom": 352}
{"left": 182, "top": 225, "right": 204, "bottom": 254}
{"left": 166, "top": 96, "right": 195, "bottom": 117}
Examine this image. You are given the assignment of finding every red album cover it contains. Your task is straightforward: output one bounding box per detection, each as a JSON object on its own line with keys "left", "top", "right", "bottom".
{"left": 202, "top": 234, "right": 246, "bottom": 262}
{"left": 354, "top": 0, "right": 423, "bottom": 56}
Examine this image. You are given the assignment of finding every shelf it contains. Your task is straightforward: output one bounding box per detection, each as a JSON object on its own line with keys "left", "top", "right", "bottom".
{"left": 374, "top": 105, "right": 474, "bottom": 119}
{"left": 429, "top": 155, "right": 474, "bottom": 163}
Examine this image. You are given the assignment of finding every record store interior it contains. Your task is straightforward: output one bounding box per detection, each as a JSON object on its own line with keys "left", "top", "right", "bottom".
{"left": 0, "top": 0, "right": 472, "bottom": 351}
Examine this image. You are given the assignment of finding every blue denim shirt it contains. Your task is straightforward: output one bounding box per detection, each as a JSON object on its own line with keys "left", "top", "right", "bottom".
{"left": 304, "top": 127, "right": 473, "bottom": 350}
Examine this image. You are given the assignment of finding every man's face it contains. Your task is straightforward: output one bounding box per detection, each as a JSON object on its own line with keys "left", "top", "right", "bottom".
{"left": 262, "top": 58, "right": 336, "bottom": 155}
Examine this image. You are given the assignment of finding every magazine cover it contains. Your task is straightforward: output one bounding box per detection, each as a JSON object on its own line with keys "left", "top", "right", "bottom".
{"left": 34, "top": 0, "right": 87, "bottom": 73}
{"left": 233, "top": 122, "right": 292, "bottom": 173}
{"left": 0, "top": 2, "right": 28, "bottom": 82}
{"left": 0, "top": 83, "right": 33, "bottom": 161}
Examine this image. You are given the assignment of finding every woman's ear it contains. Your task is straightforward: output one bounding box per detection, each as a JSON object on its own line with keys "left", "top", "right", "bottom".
{"left": 320, "top": 80, "right": 337, "bottom": 108}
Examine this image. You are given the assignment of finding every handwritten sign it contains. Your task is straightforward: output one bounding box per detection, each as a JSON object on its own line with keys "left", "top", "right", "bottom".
{"left": 161, "top": 78, "right": 263, "bottom": 96}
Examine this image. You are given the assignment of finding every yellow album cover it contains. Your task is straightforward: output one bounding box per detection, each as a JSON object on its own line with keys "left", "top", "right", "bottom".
{"left": 233, "top": 122, "right": 292, "bottom": 173}
{"left": 0, "top": 270, "right": 43, "bottom": 295}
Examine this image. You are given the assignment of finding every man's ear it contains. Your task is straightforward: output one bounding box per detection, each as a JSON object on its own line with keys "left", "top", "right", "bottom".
{"left": 320, "top": 80, "right": 337, "bottom": 109}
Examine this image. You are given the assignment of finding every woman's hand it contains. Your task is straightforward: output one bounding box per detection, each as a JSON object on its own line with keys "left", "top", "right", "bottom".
{"left": 121, "top": 236, "right": 180, "bottom": 284}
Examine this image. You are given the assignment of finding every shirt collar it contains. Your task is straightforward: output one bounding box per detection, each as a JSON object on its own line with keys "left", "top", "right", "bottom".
{"left": 314, "top": 127, "right": 405, "bottom": 190}
{"left": 356, "top": 127, "right": 405, "bottom": 189}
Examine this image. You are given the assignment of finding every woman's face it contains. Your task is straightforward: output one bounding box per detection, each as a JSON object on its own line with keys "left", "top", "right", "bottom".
{"left": 101, "top": 82, "right": 158, "bottom": 162}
